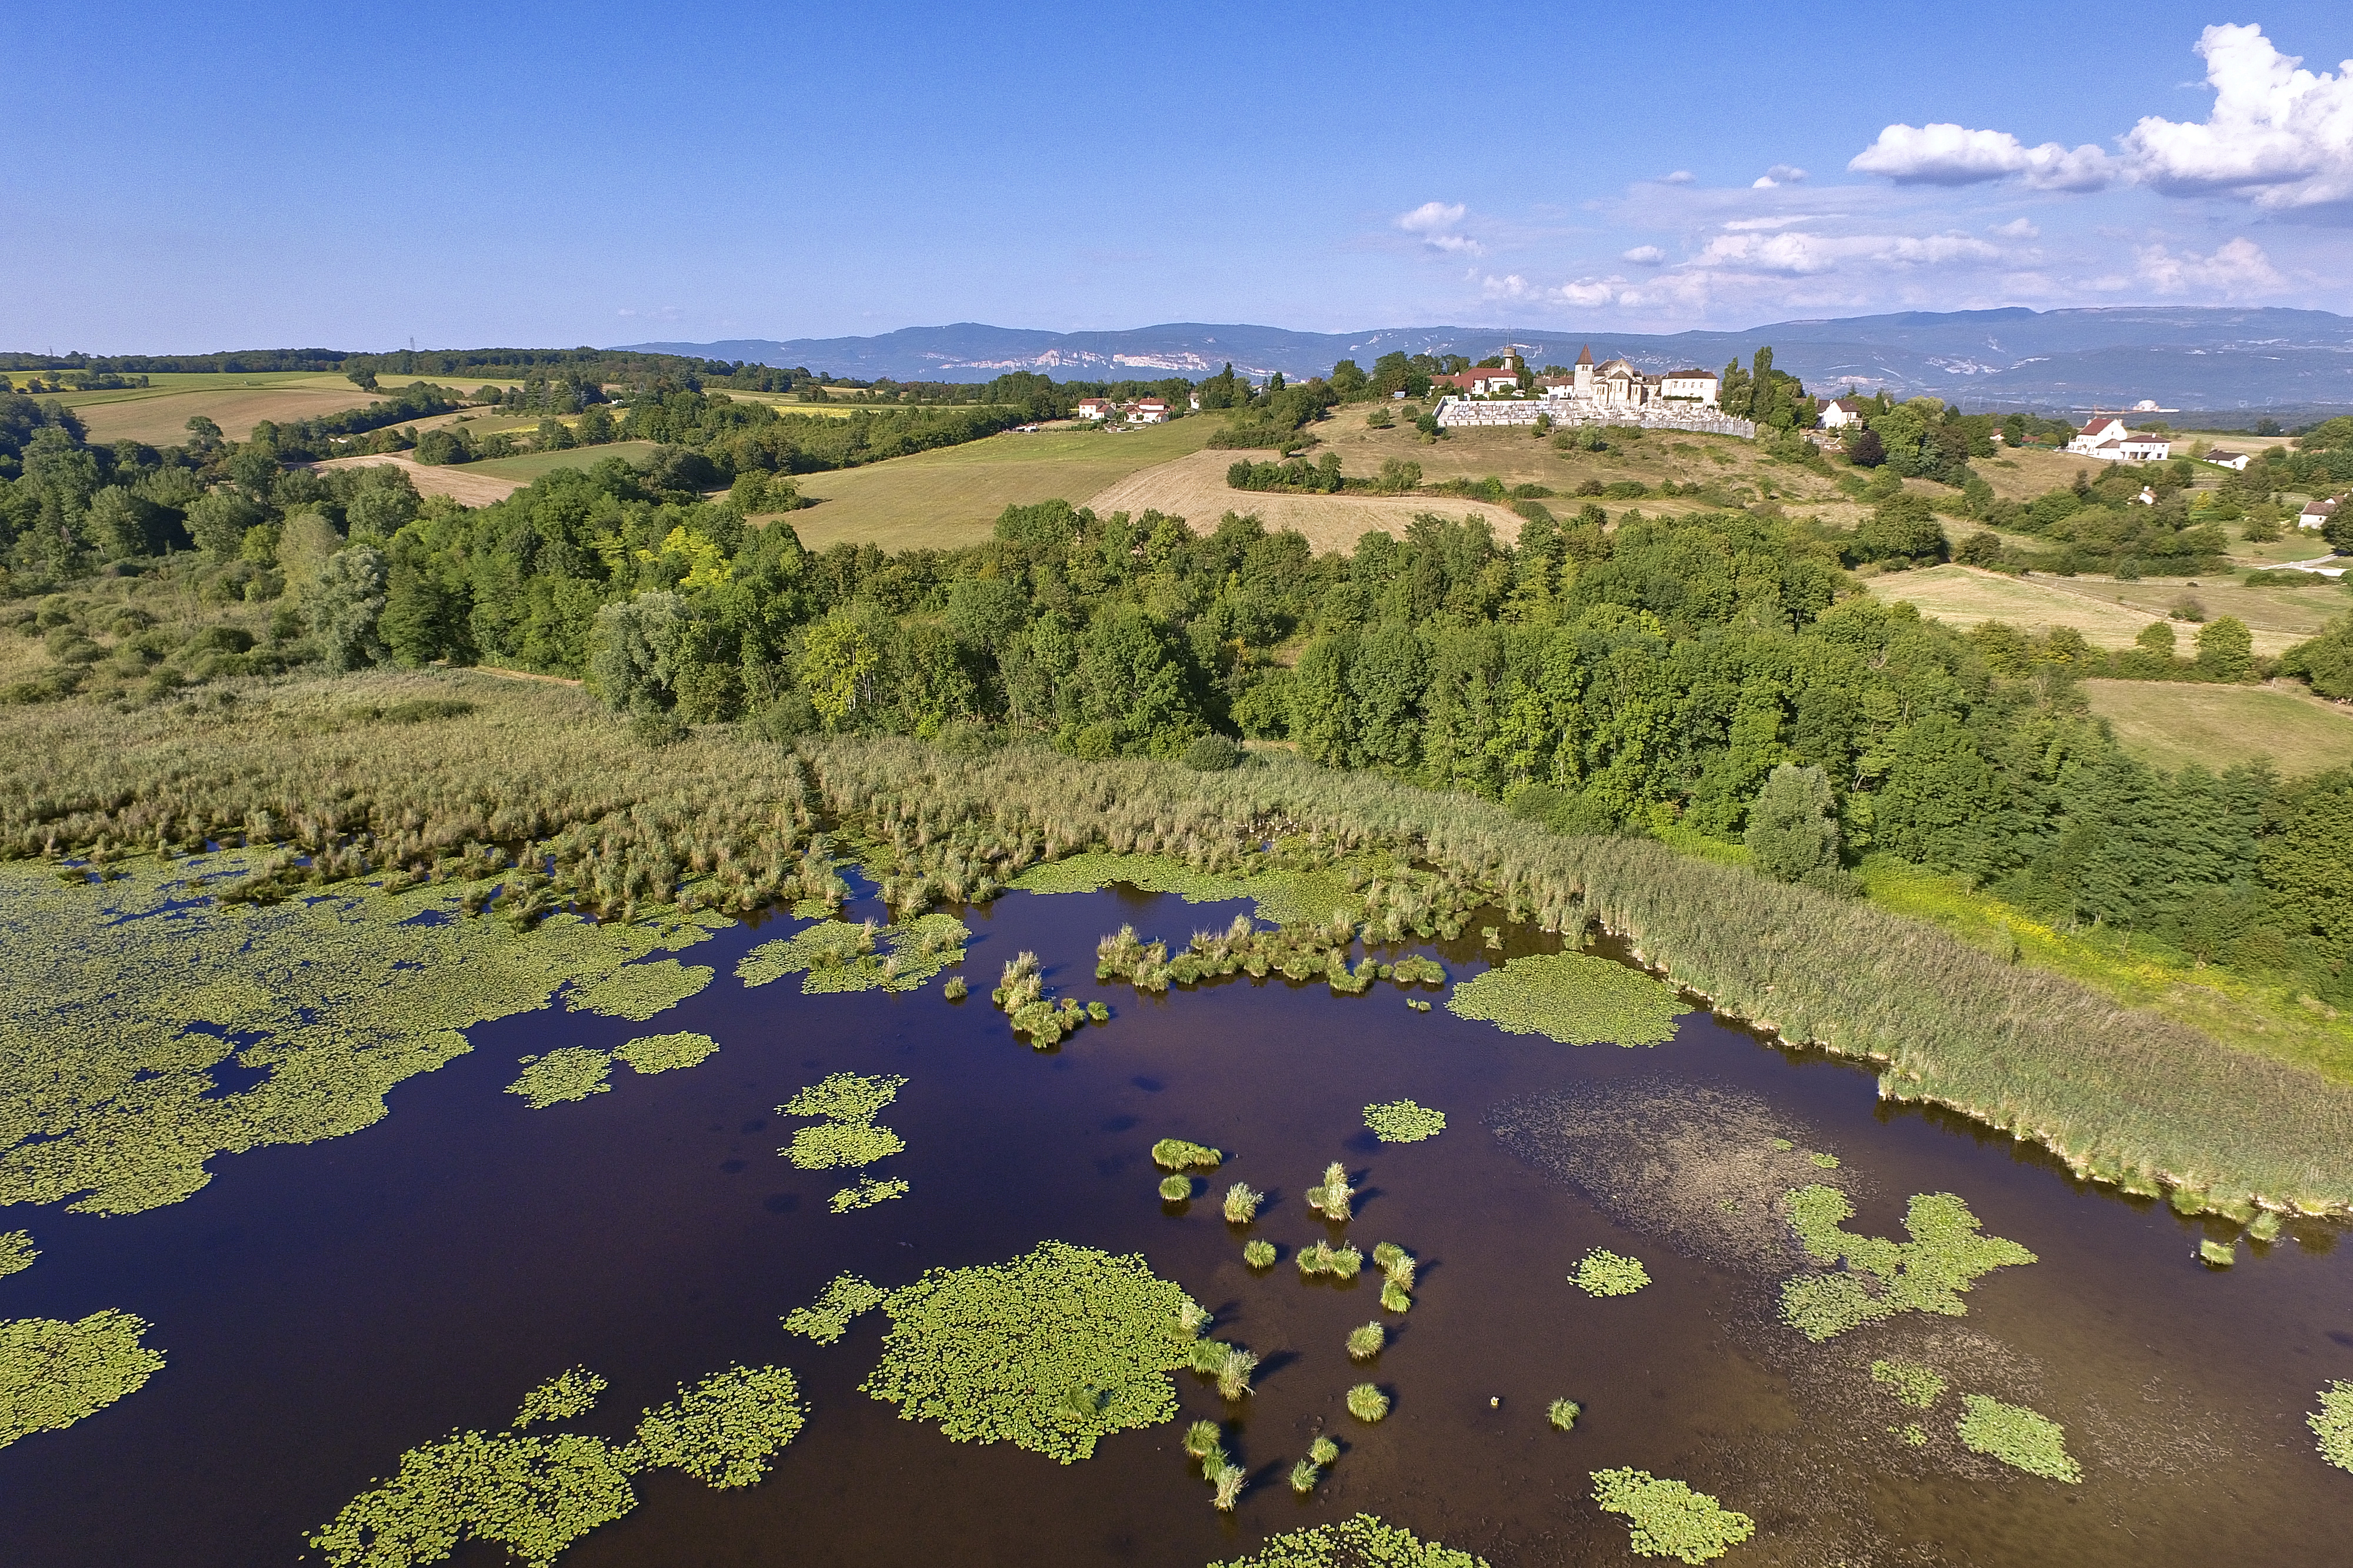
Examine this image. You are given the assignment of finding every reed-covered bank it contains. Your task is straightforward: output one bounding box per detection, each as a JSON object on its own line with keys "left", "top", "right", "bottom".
{"left": 4, "top": 671, "right": 2349, "bottom": 1219}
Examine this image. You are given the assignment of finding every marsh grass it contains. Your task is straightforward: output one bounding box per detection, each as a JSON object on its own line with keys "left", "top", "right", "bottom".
{"left": 1954, "top": 1393, "right": 2082, "bottom": 1483}
{"left": 1297, "top": 1240, "right": 1364, "bottom": 1280}
{"left": 1183, "top": 1418, "right": 1222, "bottom": 1459}
{"left": 1345, "top": 1383, "right": 1390, "bottom": 1422}
{"left": 2198, "top": 1237, "right": 2235, "bottom": 1266}
{"left": 1305, "top": 1160, "right": 1355, "bottom": 1222}
{"left": 1288, "top": 1456, "right": 1321, "bottom": 1494}
{"left": 1243, "top": 1239, "right": 1277, "bottom": 1270}
{"left": 1346, "top": 1322, "right": 1386, "bottom": 1361}
{"left": 1379, "top": 1279, "right": 1413, "bottom": 1313}
{"left": 1308, "top": 1435, "right": 1339, "bottom": 1466}
{"left": 1217, "top": 1346, "right": 1259, "bottom": 1402}
{"left": 1547, "top": 1397, "right": 1581, "bottom": 1432}
{"left": 1589, "top": 1468, "right": 1756, "bottom": 1564}
{"left": 1211, "top": 1462, "right": 1245, "bottom": 1510}
{"left": 1159, "top": 1175, "right": 1194, "bottom": 1202}
{"left": 1222, "top": 1182, "right": 1263, "bottom": 1224}
{"left": 1152, "top": 1138, "right": 1223, "bottom": 1170}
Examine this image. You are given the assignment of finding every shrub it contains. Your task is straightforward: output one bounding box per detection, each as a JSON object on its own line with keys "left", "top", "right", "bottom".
{"left": 1345, "top": 1383, "right": 1390, "bottom": 1422}
{"left": 1182, "top": 733, "right": 1241, "bottom": 772}
{"left": 1745, "top": 763, "right": 1841, "bottom": 884}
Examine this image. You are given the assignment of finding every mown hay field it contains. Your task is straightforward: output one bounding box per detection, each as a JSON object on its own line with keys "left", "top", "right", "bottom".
{"left": 56, "top": 373, "right": 382, "bottom": 445}
{"left": 2081, "top": 679, "right": 2353, "bottom": 777}
{"left": 463, "top": 441, "right": 668, "bottom": 483}
{"left": 1865, "top": 565, "right": 2309, "bottom": 658}
{"left": 1085, "top": 450, "right": 1526, "bottom": 552}
{"left": 786, "top": 418, "right": 1215, "bottom": 552}
{"left": 308, "top": 453, "right": 525, "bottom": 506}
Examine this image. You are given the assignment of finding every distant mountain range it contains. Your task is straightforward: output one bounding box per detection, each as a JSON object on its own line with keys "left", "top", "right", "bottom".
{"left": 620, "top": 307, "right": 2353, "bottom": 411}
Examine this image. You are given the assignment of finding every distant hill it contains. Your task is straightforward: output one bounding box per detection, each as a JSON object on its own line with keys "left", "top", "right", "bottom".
{"left": 620, "top": 308, "right": 2353, "bottom": 411}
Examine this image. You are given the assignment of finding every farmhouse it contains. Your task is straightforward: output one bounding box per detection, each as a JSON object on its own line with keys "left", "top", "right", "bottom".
{"left": 1818, "top": 396, "right": 1869, "bottom": 431}
{"left": 1129, "top": 398, "right": 1171, "bottom": 423}
{"left": 2204, "top": 448, "right": 2251, "bottom": 471}
{"left": 1430, "top": 351, "right": 1529, "bottom": 397}
{"left": 2067, "top": 415, "right": 2171, "bottom": 463}
{"left": 2302, "top": 496, "right": 2339, "bottom": 531}
{"left": 1075, "top": 398, "right": 1113, "bottom": 420}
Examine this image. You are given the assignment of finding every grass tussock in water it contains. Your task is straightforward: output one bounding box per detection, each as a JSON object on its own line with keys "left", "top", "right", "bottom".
{"left": 0, "top": 1309, "right": 166, "bottom": 1450}
{"left": 1182, "top": 1418, "right": 1222, "bottom": 1459}
{"left": 1152, "top": 1137, "right": 1223, "bottom": 1170}
{"left": 1242, "top": 1239, "right": 1277, "bottom": 1270}
{"left": 1447, "top": 952, "right": 1689, "bottom": 1047}
{"left": 1222, "top": 1182, "right": 1262, "bottom": 1224}
{"left": 859, "top": 1240, "right": 1207, "bottom": 1464}
{"left": 2310, "top": 1380, "right": 2353, "bottom": 1473}
{"left": 310, "top": 1360, "right": 807, "bottom": 1567}
{"left": 1346, "top": 1322, "right": 1385, "bottom": 1361}
{"left": 1953, "top": 1393, "right": 2082, "bottom": 1483}
{"left": 1207, "top": 1511, "right": 1489, "bottom": 1568}
{"left": 1306, "top": 1160, "right": 1355, "bottom": 1222}
{"left": 782, "top": 1273, "right": 886, "bottom": 1344}
{"left": 1548, "top": 1397, "right": 1581, "bottom": 1432}
{"left": 991, "top": 949, "right": 1096, "bottom": 1046}
{"left": 1159, "top": 1175, "right": 1194, "bottom": 1202}
{"left": 1344, "top": 1382, "right": 1390, "bottom": 1422}
{"left": 1779, "top": 1186, "right": 2036, "bottom": 1342}
{"left": 1590, "top": 1467, "right": 1756, "bottom": 1564}
{"left": 1364, "top": 1099, "right": 1446, "bottom": 1143}
{"left": 1572, "top": 1249, "right": 1651, "bottom": 1297}
{"left": 1297, "top": 1240, "right": 1364, "bottom": 1280}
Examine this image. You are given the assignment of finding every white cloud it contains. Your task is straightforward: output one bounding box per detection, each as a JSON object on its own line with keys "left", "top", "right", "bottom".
{"left": 1847, "top": 122, "right": 2117, "bottom": 190}
{"left": 1691, "top": 229, "right": 2002, "bottom": 275}
{"left": 1989, "top": 217, "right": 2041, "bottom": 239}
{"left": 1481, "top": 273, "right": 1533, "bottom": 300}
{"left": 1621, "top": 245, "right": 1665, "bottom": 265}
{"left": 1849, "top": 25, "right": 2353, "bottom": 210}
{"left": 1660, "top": 170, "right": 1695, "bottom": 184}
{"left": 2124, "top": 24, "right": 2353, "bottom": 208}
{"left": 1559, "top": 278, "right": 1622, "bottom": 308}
{"left": 1397, "top": 200, "right": 1483, "bottom": 254}
{"left": 1722, "top": 216, "right": 1807, "bottom": 231}
{"left": 2136, "top": 236, "right": 2285, "bottom": 295}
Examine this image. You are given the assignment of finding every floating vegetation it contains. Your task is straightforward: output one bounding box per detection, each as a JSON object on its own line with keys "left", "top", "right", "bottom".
{"left": 0, "top": 1309, "right": 166, "bottom": 1450}
{"left": 1778, "top": 1186, "right": 2036, "bottom": 1342}
{"left": 1446, "top": 952, "right": 1689, "bottom": 1047}
{"left": 1298, "top": 1240, "right": 1364, "bottom": 1279}
{"left": 311, "top": 1362, "right": 808, "bottom": 1567}
{"left": 1159, "top": 1175, "right": 1194, "bottom": 1202}
{"left": 1869, "top": 1358, "right": 1947, "bottom": 1410}
{"left": 2198, "top": 1238, "right": 2235, "bottom": 1267}
{"left": 1306, "top": 1160, "right": 1355, "bottom": 1222}
{"left": 1896, "top": 1421, "right": 1928, "bottom": 1447}
{"left": 1207, "top": 1512, "right": 1489, "bottom": 1568}
{"left": 1153, "top": 1138, "right": 1224, "bottom": 1170}
{"left": 0, "top": 1231, "right": 33, "bottom": 1278}
{"left": 565, "top": 957, "right": 713, "bottom": 1021}
{"left": 1954, "top": 1393, "right": 2082, "bottom": 1483}
{"left": 1548, "top": 1397, "right": 1581, "bottom": 1432}
{"left": 860, "top": 1240, "right": 1204, "bottom": 1463}
{"left": 2310, "top": 1380, "right": 2353, "bottom": 1472}
{"left": 737, "top": 913, "right": 968, "bottom": 996}
{"left": 1769, "top": 1138, "right": 1795, "bottom": 1152}
{"left": 1184, "top": 1418, "right": 1222, "bottom": 1459}
{"left": 1222, "top": 1182, "right": 1263, "bottom": 1223}
{"left": 612, "top": 1030, "right": 718, "bottom": 1074}
{"left": 1364, "top": 1100, "right": 1446, "bottom": 1143}
{"left": 782, "top": 1071, "right": 906, "bottom": 1125}
{"left": 506, "top": 1049, "right": 614, "bottom": 1109}
{"left": 1346, "top": 1322, "right": 1385, "bottom": 1361}
{"left": 1806, "top": 1151, "right": 1840, "bottom": 1169}
{"left": 1345, "top": 1383, "right": 1390, "bottom": 1422}
{"left": 1014, "top": 852, "right": 1347, "bottom": 928}
{"left": 1590, "top": 1468, "right": 1756, "bottom": 1564}
{"left": 1572, "top": 1249, "right": 1651, "bottom": 1297}
{"left": 830, "top": 1175, "right": 909, "bottom": 1213}
{"left": 633, "top": 1365, "right": 808, "bottom": 1489}
{"left": 1407, "top": 999, "right": 1431, "bottom": 1013}
{"left": 782, "top": 1273, "right": 886, "bottom": 1344}
{"left": 515, "top": 1369, "right": 607, "bottom": 1429}
{"left": 1243, "top": 1239, "right": 1277, "bottom": 1270}
{"left": 0, "top": 853, "right": 724, "bottom": 1215}
{"left": 787, "top": 1122, "right": 906, "bottom": 1170}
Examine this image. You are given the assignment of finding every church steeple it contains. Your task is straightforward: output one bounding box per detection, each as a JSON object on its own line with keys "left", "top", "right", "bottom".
{"left": 1575, "top": 343, "right": 1593, "bottom": 365}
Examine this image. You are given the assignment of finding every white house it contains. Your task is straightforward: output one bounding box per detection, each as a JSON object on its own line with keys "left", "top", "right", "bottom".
{"left": 1075, "top": 398, "right": 1113, "bottom": 420}
{"left": 2303, "top": 496, "right": 2339, "bottom": 531}
{"left": 2068, "top": 415, "right": 2171, "bottom": 463}
{"left": 1129, "top": 398, "right": 1171, "bottom": 423}
{"left": 1818, "top": 396, "right": 1869, "bottom": 431}
{"left": 2203, "top": 448, "right": 2251, "bottom": 471}
{"left": 1660, "top": 369, "right": 1721, "bottom": 403}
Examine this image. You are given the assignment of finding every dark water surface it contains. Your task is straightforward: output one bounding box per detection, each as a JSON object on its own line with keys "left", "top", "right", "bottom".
{"left": 5, "top": 882, "right": 2351, "bottom": 1566}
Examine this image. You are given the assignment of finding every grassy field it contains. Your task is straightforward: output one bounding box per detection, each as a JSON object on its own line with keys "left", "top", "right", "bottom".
{"left": 787, "top": 419, "right": 1217, "bottom": 551}
{"left": 1864, "top": 565, "right": 2312, "bottom": 657}
{"left": 2082, "top": 678, "right": 2353, "bottom": 776}
{"left": 463, "top": 441, "right": 666, "bottom": 483}
{"left": 309, "top": 453, "right": 524, "bottom": 506}
{"left": 44, "top": 372, "right": 384, "bottom": 446}
{"left": 1086, "top": 451, "right": 1525, "bottom": 552}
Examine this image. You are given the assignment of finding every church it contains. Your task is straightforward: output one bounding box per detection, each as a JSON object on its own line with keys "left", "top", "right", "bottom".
{"left": 1539, "top": 346, "right": 1721, "bottom": 409}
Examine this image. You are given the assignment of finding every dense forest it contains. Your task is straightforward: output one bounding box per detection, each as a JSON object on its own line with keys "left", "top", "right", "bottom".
{"left": 4, "top": 350, "right": 2351, "bottom": 1009}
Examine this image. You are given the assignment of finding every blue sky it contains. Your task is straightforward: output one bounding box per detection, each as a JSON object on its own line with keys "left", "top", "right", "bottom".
{"left": 5, "top": 4, "right": 2351, "bottom": 352}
